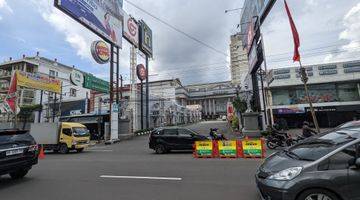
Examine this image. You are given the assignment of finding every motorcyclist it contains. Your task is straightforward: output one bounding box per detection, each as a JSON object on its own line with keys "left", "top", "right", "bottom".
{"left": 209, "top": 128, "right": 227, "bottom": 140}
{"left": 302, "top": 121, "right": 317, "bottom": 138}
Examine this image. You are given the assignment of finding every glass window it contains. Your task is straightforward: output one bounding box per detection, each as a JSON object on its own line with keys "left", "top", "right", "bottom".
{"left": 272, "top": 89, "right": 290, "bottom": 105}
{"left": 337, "top": 83, "right": 360, "bottom": 102}
{"left": 73, "top": 127, "right": 90, "bottom": 137}
{"left": 49, "top": 70, "right": 58, "bottom": 77}
{"left": 62, "top": 128, "right": 72, "bottom": 136}
{"left": 178, "top": 129, "right": 194, "bottom": 136}
{"left": 163, "top": 129, "right": 178, "bottom": 135}
{"left": 70, "top": 88, "right": 77, "bottom": 97}
{"left": 319, "top": 144, "right": 359, "bottom": 171}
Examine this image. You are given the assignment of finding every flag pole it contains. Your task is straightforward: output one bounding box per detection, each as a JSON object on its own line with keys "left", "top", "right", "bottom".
{"left": 298, "top": 60, "right": 320, "bottom": 133}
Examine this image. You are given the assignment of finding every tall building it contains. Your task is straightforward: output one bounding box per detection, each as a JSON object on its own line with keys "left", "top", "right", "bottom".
{"left": 230, "top": 33, "right": 249, "bottom": 86}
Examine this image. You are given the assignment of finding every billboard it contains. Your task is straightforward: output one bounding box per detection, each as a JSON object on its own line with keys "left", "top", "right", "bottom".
{"left": 123, "top": 12, "right": 139, "bottom": 47}
{"left": 16, "top": 71, "right": 62, "bottom": 93}
{"left": 91, "top": 40, "right": 110, "bottom": 64}
{"left": 83, "top": 74, "right": 109, "bottom": 94}
{"left": 139, "top": 20, "right": 153, "bottom": 57}
{"left": 55, "top": 0, "right": 123, "bottom": 47}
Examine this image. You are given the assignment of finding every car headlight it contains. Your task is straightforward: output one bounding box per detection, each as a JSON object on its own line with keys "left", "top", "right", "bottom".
{"left": 268, "top": 167, "right": 302, "bottom": 181}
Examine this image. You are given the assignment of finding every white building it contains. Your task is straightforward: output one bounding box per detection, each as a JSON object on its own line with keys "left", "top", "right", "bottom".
{"left": 268, "top": 60, "right": 360, "bottom": 128}
{"left": 230, "top": 33, "right": 249, "bottom": 86}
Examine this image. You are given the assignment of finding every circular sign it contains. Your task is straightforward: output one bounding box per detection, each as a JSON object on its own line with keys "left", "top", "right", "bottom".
{"left": 128, "top": 18, "right": 137, "bottom": 37}
{"left": 70, "top": 70, "right": 84, "bottom": 86}
{"left": 136, "top": 64, "right": 147, "bottom": 81}
{"left": 91, "top": 41, "right": 110, "bottom": 64}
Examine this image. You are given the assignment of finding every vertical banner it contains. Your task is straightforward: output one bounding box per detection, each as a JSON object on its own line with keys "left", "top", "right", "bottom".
{"left": 194, "top": 141, "right": 213, "bottom": 157}
{"left": 111, "top": 102, "right": 119, "bottom": 140}
{"left": 218, "top": 140, "right": 237, "bottom": 157}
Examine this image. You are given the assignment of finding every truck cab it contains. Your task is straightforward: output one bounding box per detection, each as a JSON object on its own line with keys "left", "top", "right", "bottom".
{"left": 58, "top": 123, "right": 90, "bottom": 154}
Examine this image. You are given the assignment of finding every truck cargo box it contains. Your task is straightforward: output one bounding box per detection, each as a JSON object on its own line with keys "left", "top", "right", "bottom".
{"left": 30, "top": 123, "right": 60, "bottom": 145}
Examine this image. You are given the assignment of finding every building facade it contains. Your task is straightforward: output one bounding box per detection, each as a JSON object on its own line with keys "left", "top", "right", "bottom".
{"left": 269, "top": 60, "right": 360, "bottom": 128}
{"left": 230, "top": 33, "right": 249, "bottom": 86}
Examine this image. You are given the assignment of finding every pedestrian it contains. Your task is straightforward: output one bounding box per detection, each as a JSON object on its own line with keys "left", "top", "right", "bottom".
{"left": 302, "top": 121, "right": 317, "bottom": 138}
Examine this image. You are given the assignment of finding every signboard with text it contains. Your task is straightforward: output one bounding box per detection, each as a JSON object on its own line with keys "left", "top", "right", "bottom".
{"left": 139, "top": 20, "right": 153, "bottom": 57}
{"left": 195, "top": 141, "right": 213, "bottom": 157}
{"left": 242, "top": 139, "right": 263, "bottom": 157}
{"left": 218, "top": 140, "right": 237, "bottom": 157}
{"left": 55, "top": 0, "right": 123, "bottom": 47}
{"left": 16, "top": 71, "right": 61, "bottom": 93}
{"left": 123, "top": 12, "right": 139, "bottom": 47}
{"left": 83, "top": 74, "right": 109, "bottom": 93}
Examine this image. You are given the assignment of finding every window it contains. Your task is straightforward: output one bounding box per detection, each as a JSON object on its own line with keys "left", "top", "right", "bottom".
{"left": 62, "top": 128, "right": 72, "bottom": 136}
{"left": 70, "top": 88, "right": 77, "bottom": 97}
{"left": 49, "top": 70, "right": 58, "bottom": 77}
{"left": 163, "top": 129, "right": 178, "bottom": 136}
{"left": 319, "top": 144, "right": 359, "bottom": 171}
{"left": 178, "top": 129, "right": 194, "bottom": 137}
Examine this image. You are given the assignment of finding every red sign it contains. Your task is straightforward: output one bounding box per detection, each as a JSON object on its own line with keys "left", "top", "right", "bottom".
{"left": 91, "top": 41, "right": 110, "bottom": 64}
{"left": 136, "top": 64, "right": 147, "bottom": 81}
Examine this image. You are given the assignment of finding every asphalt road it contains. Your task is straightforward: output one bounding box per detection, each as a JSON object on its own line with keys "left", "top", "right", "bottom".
{"left": 0, "top": 121, "right": 263, "bottom": 200}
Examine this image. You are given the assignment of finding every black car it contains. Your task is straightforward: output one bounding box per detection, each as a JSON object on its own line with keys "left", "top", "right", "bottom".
{"left": 149, "top": 127, "right": 208, "bottom": 154}
{"left": 256, "top": 126, "right": 360, "bottom": 200}
{"left": 0, "top": 130, "right": 39, "bottom": 179}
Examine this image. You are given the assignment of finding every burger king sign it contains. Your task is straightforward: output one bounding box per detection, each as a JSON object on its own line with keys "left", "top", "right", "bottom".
{"left": 91, "top": 40, "right": 110, "bottom": 64}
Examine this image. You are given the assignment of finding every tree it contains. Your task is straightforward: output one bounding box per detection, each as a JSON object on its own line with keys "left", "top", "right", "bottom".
{"left": 18, "top": 104, "right": 42, "bottom": 130}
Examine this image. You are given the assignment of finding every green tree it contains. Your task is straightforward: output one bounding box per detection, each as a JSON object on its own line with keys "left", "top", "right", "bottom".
{"left": 232, "top": 97, "right": 247, "bottom": 129}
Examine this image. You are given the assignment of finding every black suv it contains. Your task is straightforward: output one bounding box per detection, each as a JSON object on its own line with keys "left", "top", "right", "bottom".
{"left": 149, "top": 127, "right": 208, "bottom": 154}
{"left": 0, "top": 130, "right": 39, "bottom": 179}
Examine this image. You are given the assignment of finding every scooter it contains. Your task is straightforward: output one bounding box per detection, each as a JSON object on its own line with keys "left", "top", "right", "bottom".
{"left": 266, "top": 131, "right": 293, "bottom": 149}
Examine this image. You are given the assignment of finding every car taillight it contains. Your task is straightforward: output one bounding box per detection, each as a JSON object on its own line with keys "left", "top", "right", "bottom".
{"left": 28, "top": 144, "right": 39, "bottom": 152}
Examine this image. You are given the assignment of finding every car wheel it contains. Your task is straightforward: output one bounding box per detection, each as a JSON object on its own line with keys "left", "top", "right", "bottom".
{"left": 266, "top": 140, "right": 277, "bottom": 149}
{"left": 155, "top": 144, "right": 166, "bottom": 154}
{"left": 58, "top": 144, "right": 69, "bottom": 154}
{"left": 9, "top": 169, "right": 29, "bottom": 179}
{"left": 76, "top": 148, "right": 84, "bottom": 153}
{"left": 297, "top": 189, "right": 339, "bottom": 200}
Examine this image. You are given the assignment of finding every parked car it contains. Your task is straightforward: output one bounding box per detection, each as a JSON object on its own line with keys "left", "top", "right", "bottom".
{"left": 0, "top": 129, "right": 39, "bottom": 179}
{"left": 256, "top": 126, "right": 360, "bottom": 200}
{"left": 149, "top": 127, "right": 208, "bottom": 154}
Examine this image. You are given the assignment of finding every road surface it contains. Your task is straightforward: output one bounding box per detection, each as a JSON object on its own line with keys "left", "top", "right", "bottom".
{"left": 0, "top": 121, "right": 263, "bottom": 200}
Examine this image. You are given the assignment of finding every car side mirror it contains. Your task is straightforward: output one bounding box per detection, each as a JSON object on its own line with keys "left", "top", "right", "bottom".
{"left": 356, "top": 158, "right": 360, "bottom": 168}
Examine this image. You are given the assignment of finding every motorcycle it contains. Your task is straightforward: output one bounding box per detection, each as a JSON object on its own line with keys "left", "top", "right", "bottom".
{"left": 266, "top": 131, "right": 294, "bottom": 149}
{"left": 209, "top": 128, "right": 227, "bottom": 140}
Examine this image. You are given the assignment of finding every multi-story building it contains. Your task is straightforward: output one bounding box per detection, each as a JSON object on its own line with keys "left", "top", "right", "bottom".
{"left": 268, "top": 60, "right": 360, "bottom": 128}
{"left": 230, "top": 33, "right": 249, "bottom": 86}
{"left": 0, "top": 54, "right": 95, "bottom": 124}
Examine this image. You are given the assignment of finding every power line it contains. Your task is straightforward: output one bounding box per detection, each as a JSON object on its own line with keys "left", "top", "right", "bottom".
{"left": 124, "top": 0, "right": 229, "bottom": 58}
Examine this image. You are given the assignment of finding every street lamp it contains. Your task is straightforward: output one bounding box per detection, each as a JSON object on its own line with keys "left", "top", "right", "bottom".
{"left": 225, "top": 7, "right": 243, "bottom": 13}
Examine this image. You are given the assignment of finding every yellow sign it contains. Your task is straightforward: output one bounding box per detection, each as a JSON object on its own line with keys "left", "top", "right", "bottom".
{"left": 195, "top": 141, "right": 213, "bottom": 156}
{"left": 16, "top": 71, "right": 61, "bottom": 93}
{"left": 218, "top": 140, "right": 237, "bottom": 157}
{"left": 242, "top": 139, "right": 262, "bottom": 157}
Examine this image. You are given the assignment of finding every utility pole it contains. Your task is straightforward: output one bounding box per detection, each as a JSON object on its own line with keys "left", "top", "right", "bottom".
{"left": 130, "top": 46, "right": 137, "bottom": 132}
{"left": 145, "top": 56, "right": 149, "bottom": 129}
{"left": 299, "top": 61, "right": 320, "bottom": 133}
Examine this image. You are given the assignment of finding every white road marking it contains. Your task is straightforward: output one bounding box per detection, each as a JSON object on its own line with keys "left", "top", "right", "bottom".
{"left": 86, "top": 149, "right": 113, "bottom": 152}
{"left": 100, "top": 175, "right": 182, "bottom": 181}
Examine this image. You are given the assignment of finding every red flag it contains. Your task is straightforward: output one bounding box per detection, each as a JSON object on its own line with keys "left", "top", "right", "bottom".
{"left": 284, "top": 0, "right": 300, "bottom": 62}
{"left": 7, "top": 72, "right": 17, "bottom": 113}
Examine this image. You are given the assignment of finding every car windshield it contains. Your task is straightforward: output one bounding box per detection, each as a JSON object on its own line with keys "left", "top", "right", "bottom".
{"left": 72, "top": 127, "right": 90, "bottom": 137}
{"left": 287, "top": 129, "right": 357, "bottom": 161}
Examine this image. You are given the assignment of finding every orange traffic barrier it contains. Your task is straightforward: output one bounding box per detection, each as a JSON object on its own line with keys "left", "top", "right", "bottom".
{"left": 38, "top": 145, "right": 45, "bottom": 159}
{"left": 212, "top": 140, "right": 219, "bottom": 158}
{"left": 236, "top": 140, "right": 244, "bottom": 158}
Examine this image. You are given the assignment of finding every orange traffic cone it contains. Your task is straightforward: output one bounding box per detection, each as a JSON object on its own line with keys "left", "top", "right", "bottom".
{"left": 38, "top": 145, "right": 45, "bottom": 159}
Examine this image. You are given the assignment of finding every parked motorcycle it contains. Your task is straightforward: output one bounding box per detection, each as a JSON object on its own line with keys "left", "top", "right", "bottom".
{"left": 266, "top": 125, "right": 294, "bottom": 149}
{"left": 209, "top": 128, "right": 227, "bottom": 140}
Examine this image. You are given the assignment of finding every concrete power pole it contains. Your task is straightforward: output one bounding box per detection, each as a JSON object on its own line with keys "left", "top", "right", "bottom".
{"left": 130, "top": 46, "right": 138, "bottom": 132}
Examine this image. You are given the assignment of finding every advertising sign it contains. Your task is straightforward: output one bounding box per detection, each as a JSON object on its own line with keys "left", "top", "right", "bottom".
{"left": 195, "top": 141, "right": 213, "bottom": 157}
{"left": 91, "top": 40, "right": 110, "bottom": 64}
{"left": 70, "top": 70, "right": 84, "bottom": 86}
{"left": 55, "top": 0, "right": 123, "bottom": 47}
{"left": 16, "top": 71, "right": 61, "bottom": 93}
{"left": 83, "top": 74, "right": 109, "bottom": 93}
{"left": 136, "top": 64, "right": 147, "bottom": 81}
{"left": 123, "top": 12, "right": 139, "bottom": 47}
{"left": 218, "top": 140, "right": 237, "bottom": 157}
{"left": 227, "top": 102, "right": 234, "bottom": 121}
{"left": 139, "top": 20, "right": 153, "bottom": 57}
{"left": 242, "top": 139, "right": 263, "bottom": 157}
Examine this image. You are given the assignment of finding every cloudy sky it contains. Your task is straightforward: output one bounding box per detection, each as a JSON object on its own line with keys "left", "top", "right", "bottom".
{"left": 0, "top": 0, "right": 359, "bottom": 85}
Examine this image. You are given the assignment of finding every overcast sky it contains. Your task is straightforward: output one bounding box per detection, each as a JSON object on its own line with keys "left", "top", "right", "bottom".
{"left": 0, "top": 0, "right": 359, "bottom": 85}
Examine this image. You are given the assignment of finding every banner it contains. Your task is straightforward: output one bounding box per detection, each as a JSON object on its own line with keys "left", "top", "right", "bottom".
{"left": 218, "top": 140, "right": 237, "bottom": 157}
{"left": 123, "top": 12, "right": 139, "bottom": 47}
{"left": 242, "top": 139, "right": 263, "bottom": 157}
{"left": 16, "top": 71, "right": 61, "bottom": 93}
{"left": 195, "top": 141, "right": 213, "bottom": 157}
{"left": 55, "top": 0, "right": 123, "bottom": 48}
